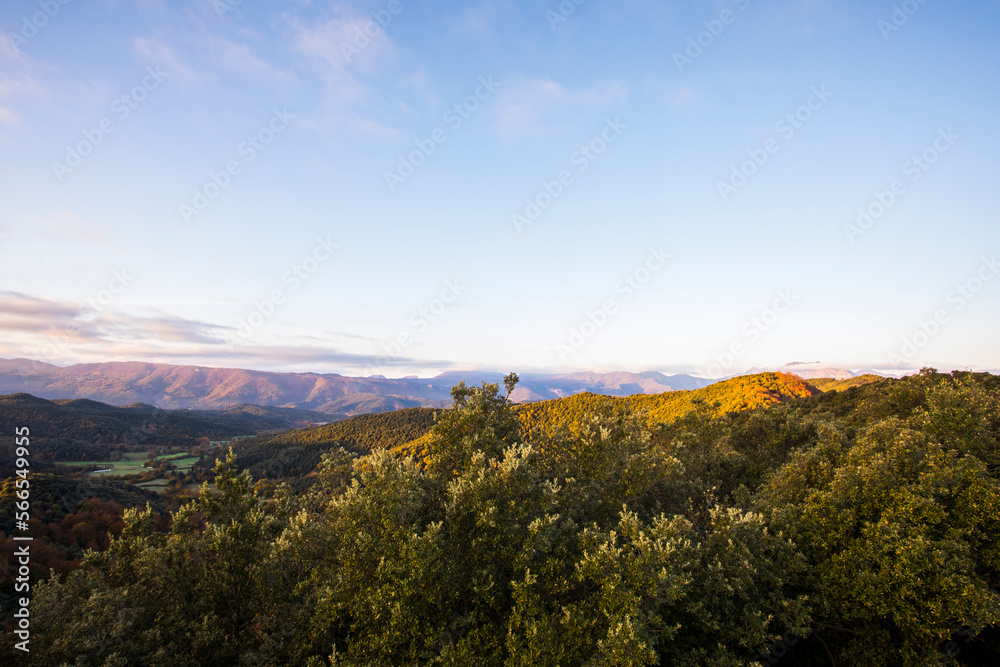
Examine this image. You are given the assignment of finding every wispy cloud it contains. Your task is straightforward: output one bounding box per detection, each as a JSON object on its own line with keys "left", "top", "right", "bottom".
{"left": 292, "top": 11, "right": 399, "bottom": 76}
{"left": 644, "top": 78, "right": 702, "bottom": 111}
{"left": 206, "top": 35, "right": 295, "bottom": 83}
{"left": 492, "top": 76, "right": 628, "bottom": 137}
{"left": 0, "top": 291, "right": 227, "bottom": 344}
{"left": 445, "top": 2, "right": 511, "bottom": 40}
{"left": 0, "top": 291, "right": 451, "bottom": 374}
{"left": 133, "top": 36, "right": 200, "bottom": 83}
{"left": 28, "top": 211, "right": 114, "bottom": 243}
{"left": 0, "top": 292, "right": 78, "bottom": 324}
{"left": 0, "top": 35, "right": 48, "bottom": 126}
{"left": 98, "top": 313, "right": 226, "bottom": 345}
{"left": 289, "top": 10, "right": 411, "bottom": 137}
{"left": 0, "top": 34, "right": 24, "bottom": 61}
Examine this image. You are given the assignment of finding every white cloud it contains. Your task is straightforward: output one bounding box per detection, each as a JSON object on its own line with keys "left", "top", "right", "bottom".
{"left": 288, "top": 11, "right": 411, "bottom": 137}
{"left": 206, "top": 35, "right": 295, "bottom": 83}
{"left": 292, "top": 12, "right": 401, "bottom": 83}
{"left": 28, "top": 211, "right": 115, "bottom": 243}
{"left": 133, "top": 36, "right": 200, "bottom": 83}
{"left": 492, "top": 76, "right": 628, "bottom": 137}
{"left": 0, "top": 291, "right": 226, "bottom": 345}
{"left": 0, "top": 34, "right": 25, "bottom": 62}
{"left": 446, "top": 2, "right": 511, "bottom": 40}
{"left": 644, "top": 78, "right": 702, "bottom": 110}
{"left": 0, "top": 290, "right": 444, "bottom": 373}
{"left": 0, "top": 35, "right": 47, "bottom": 126}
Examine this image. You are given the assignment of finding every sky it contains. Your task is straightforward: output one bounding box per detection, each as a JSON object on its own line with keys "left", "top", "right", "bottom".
{"left": 1, "top": 0, "right": 998, "bottom": 379}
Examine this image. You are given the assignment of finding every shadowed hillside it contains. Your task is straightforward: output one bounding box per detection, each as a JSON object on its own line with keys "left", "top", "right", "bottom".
{"left": 0, "top": 393, "right": 333, "bottom": 473}
{"left": 226, "top": 407, "right": 438, "bottom": 482}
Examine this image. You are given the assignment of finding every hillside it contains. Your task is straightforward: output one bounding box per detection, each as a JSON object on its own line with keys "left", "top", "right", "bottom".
{"left": 0, "top": 473, "right": 166, "bottom": 529}
{"left": 227, "top": 407, "right": 438, "bottom": 481}
{"left": 807, "top": 374, "right": 884, "bottom": 392}
{"left": 514, "top": 372, "right": 820, "bottom": 436}
{"left": 0, "top": 358, "right": 451, "bottom": 413}
{"left": 0, "top": 393, "right": 332, "bottom": 471}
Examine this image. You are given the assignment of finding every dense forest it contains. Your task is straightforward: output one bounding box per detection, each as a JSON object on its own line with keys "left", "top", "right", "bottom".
{"left": 2, "top": 369, "right": 999, "bottom": 665}
{"left": 223, "top": 407, "right": 438, "bottom": 486}
{"left": 0, "top": 393, "right": 333, "bottom": 473}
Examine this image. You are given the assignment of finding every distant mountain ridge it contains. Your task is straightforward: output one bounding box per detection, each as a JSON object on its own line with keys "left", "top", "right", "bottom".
{"left": 0, "top": 358, "right": 712, "bottom": 416}
{"left": 744, "top": 362, "right": 893, "bottom": 380}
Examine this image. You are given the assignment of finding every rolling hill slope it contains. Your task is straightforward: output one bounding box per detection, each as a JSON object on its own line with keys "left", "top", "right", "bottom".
{"left": 226, "top": 407, "right": 438, "bottom": 481}
{"left": 514, "top": 372, "right": 820, "bottom": 436}
{"left": 0, "top": 393, "right": 333, "bottom": 469}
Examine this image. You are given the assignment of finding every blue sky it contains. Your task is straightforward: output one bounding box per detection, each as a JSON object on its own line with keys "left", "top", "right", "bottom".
{"left": 1, "top": 0, "right": 998, "bottom": 378}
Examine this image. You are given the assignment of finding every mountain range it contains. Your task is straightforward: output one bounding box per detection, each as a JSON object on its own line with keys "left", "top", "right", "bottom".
{"left": 0, "top": 358, "right": 715, "bottom": 415}
{"left": 0, "top": 358, "right": 886, "bottom": 416}
{"left": 743, "top": 361, "right": 893, "bottom": 380}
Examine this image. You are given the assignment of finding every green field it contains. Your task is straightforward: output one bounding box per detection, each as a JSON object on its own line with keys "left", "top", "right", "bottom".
{"left": 56, "top": 452, "right": 200, "bottom": 476}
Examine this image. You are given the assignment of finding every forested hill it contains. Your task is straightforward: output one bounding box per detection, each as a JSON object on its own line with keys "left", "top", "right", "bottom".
{"left": 0, "top": 393, "right": 332, "bottom": 466}
{"left": 227, "top": 407, "right": 438, "bottom": 481}
{"left": 806, "top": 373, "right": 883, "bottom": 392}
{"left": 514, "top": 371, "right": 820, "bottom": 435}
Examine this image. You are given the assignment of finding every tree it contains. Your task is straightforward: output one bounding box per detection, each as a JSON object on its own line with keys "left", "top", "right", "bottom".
{"left": 761, "top": 417, "right": 1000, "bottom": 665}
{"left": 426, "top": 372, "right": 522, "bottom": 477}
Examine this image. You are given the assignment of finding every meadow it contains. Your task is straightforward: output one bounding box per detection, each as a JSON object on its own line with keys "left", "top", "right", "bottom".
{"left": 56, "top": 452, "right": 200, "bottom": 478}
